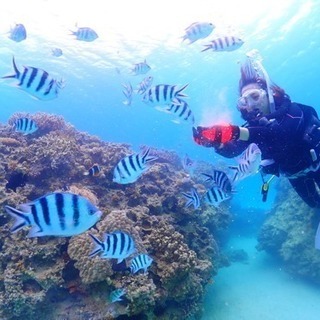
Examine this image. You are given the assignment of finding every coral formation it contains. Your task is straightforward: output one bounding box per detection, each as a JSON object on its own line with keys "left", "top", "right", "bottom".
{"left": 0, "top": 112, "right": 231, "bottom": 319}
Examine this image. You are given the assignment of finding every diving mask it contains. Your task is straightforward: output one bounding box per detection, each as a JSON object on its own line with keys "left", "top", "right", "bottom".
{"left": 237, "top": 88, "right": 267, "bottom": 111}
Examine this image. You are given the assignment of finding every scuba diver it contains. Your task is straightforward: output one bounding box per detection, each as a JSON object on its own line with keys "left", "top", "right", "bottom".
{"left": 193, "top": 52, "right": 320, "bottom": 209}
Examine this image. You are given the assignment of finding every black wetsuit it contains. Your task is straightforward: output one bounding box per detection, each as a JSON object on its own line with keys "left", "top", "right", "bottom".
{"left": 215, "top": 102, "right": 320, "bottom": 208}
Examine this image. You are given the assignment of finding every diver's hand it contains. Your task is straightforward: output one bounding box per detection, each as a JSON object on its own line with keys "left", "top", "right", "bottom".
{"left": 193, "top": 126, "right": 218, "bottom": 147}
{"left": 193, "top": 125, "right": 240, "bottom": 147}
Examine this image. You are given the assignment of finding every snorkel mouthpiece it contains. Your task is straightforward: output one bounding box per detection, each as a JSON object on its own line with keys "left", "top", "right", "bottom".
{"left": 240, "top": 108, "right": 261, "bottom": 122}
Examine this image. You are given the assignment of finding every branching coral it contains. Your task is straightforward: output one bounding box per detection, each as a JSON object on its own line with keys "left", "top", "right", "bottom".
{"left": 68, "top": 232, "right": 114, "bottom": 285}
{"left": 24, "top": 131, "right": 80, "bottom": 178}
{"left": 67, "top": 185, "right": 99, "bottom": 206}
{"left": 0, "top": 113, "right": 227, "bottom": 320}
{"left": 67, "top": 208, "right": 146, "bottom": 286}
{"left": 0, "top": 137, "right": 22, "bottom": 147}
{"left": 0, "top": 229, "right": 67, "bottom": 319}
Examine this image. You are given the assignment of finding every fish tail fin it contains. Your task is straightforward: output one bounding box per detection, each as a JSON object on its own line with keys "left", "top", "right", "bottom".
{"left": 182, "top": 193, "right": 194, "bottom": 208}
{"left": 181, "top": 35, "right": 187, "bottom": 43}
{"left": 88, "top": 233, "right": 104, "bottom": 257}
{"left": 130, "top": 265, "right": 139, "bottom": 274}
{"left": 182, "top": 188, "right": 200, "bottom": 208}
{"left": 228, "top": 166, "right": 239, "bottom": 183}
{"left": 176, "top": 84, "right": 189, "bottom": 98}
{"left": 191, "top": 188, "right": 201, "bottom": 208}
{"left": 181, "top": 34, "right": 194, "bottom": 44}
{"left": 2, "top": 56, "right": 20, "bottom": 79}
{"left": 201, "top": 45, "right": 211, "bottom": 52}
{"left": 201, "top": 172, "right": 214, "bottom": 182}
{"left": 141, "top": 147, "right": 157, "bottom": 164}
{"left": 4, "top": 205, "right": 31, "bottom": 233}
{"left": 12, "top": 56, "right": 19, "bottom": 75}
{"left": 145, "top": 155, "right": 158, "bottom": 163}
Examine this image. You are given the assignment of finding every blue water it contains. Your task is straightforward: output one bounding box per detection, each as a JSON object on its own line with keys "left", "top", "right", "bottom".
{"left": 1, "top": 0, "right": 320, "bottom": 318}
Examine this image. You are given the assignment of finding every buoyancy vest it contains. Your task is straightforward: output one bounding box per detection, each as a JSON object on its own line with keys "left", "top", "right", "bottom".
{"left": 299, "top": 103, "right": 320, "bottom": 164}
{"left": 256, "top": 102, "right": 320, "bottom": 177}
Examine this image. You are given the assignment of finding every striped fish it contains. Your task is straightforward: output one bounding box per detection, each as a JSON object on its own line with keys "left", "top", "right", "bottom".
{"left": 229, "top": 143, "right": 262, "bottom": 183}
{"left": 136, "top": 76, "right": 153, "bottom": 95}
{"left": 8, "top": 23, "right": 27, "bottom": 42}
{"left": 182, "top": 188, "right": 201, "bottom": 209}
{"left": 204, "top": 186, "right": 231, "bottom": 208}
{"left": 51, "top": 48, "right": 63, "bottom": 57}
{"left": 182, "top": 22, "right": 214, "bottom": 44}
{"left": 2, "top": 57, "right": 64, "bottom": 100}
{"left": 110, "top": 288, "right": 126, "bottom": 303}
{"left": 89, "top": 231, "right": 135, "bottom": 263}
{"left": 122, "top": 82, "right": 133, "bottom": 106}
{"left": 142, "top": 84, "right": 188, "bottom": 107}
{"left": 130, "top": 59, "right": 151, "bottom": 75}
{"left": 84, "top": 164, "right": 101, "bottom": 177}
{"left": 113, "top": 147, "right": 157, "bottom": 184}
{"left": 4, "top": 192, "right": 102, "bottom": 237}
{"left": 166, "top": 99, "right": 195, "bottom": 125}
{"left": 182, "top": 153, "right": 195, "bottom": 172}
{"left": 71, "top": 27, "right": 98, "bottom": 42}
{"left": 130, "top": 254, "right": 153, "bottom": 274}
{"left": 202, "top": 36, "right": 244, "bottom": 52}
{"left": 202, "top": 170, "right": 233, "bottom": 193}
{"left": 14, "top": 117, "right": 38, "bottom": 135}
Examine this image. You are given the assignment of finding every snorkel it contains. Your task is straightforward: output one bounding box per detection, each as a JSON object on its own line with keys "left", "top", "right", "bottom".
{"left": 245, "top": 49, "right": 276, "bottom": 114}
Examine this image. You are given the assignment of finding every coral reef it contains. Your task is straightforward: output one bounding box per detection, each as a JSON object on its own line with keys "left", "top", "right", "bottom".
{"left": 257, "top": 178, "right": 320, "bottom": 282}
{"left": 0, "top": 112, "right": 232, "bottom": 319}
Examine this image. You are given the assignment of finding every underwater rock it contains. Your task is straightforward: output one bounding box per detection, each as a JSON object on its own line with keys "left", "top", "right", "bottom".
{"left": 257, "top": 179, "right": 320, "bottom": 283}
{"left": 226, "top": 249, "right": 249, "bottom": 263}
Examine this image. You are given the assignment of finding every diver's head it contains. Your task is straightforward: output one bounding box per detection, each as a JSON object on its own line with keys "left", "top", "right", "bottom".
{"left": 238, "top": 56, "right": 290, "bottom": 121}
{"left": 237, "top": 83, "right": 270, "bottom": 120}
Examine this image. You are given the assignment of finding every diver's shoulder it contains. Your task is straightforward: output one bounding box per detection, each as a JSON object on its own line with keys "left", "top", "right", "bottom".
{"left": 292, "top": 102, "right": 318, "bottom": 118}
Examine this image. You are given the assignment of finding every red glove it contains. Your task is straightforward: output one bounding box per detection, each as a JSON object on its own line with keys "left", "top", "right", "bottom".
{"left": 193, "top": 124, "right": 240, "bottom": 147}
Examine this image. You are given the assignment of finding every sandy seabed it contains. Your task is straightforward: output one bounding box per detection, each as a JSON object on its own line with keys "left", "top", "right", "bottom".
{"left": 202, "top": 236, "right": 320, "bottom": 320}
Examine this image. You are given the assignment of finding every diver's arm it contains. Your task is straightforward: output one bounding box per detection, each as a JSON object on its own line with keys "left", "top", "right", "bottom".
{"left": 193, "top": 105, "right": 302, "bottom": 149}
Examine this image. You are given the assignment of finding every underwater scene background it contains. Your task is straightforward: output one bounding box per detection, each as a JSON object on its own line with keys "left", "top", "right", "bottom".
{"left": 1, "top": 0, "right": 320, "bottom": 319}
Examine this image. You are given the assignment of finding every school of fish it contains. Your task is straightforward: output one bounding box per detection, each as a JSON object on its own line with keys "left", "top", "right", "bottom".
{"left": 1, "top": 20, "right": 254, "bottom": 308}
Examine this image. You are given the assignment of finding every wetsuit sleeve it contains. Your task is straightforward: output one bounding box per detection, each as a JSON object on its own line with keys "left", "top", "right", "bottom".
{"left": 247, "top": 125, "right": 284, "bottom": 144}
